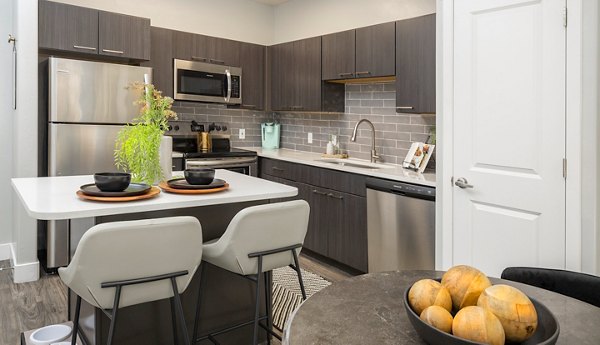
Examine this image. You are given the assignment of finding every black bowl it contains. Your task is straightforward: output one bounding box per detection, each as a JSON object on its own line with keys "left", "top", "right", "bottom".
{"left": 403, "top": 280, "right": 559, "bottom": 345}
{"left": 184, "top": 168, "right": 215, "bottom": 185}
{"left": 93, "top": 172, "right": 131, "bottom": 192}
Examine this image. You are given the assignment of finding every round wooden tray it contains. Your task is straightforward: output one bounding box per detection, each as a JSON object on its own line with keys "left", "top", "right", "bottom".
{"left": 159, "top": 181, "right": 229, "bottom": 194}
{"left": 76, "top": 186, "right": 161, "bottom": 202}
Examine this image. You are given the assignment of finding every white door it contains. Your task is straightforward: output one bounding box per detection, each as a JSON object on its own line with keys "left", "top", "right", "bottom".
{"left": 452, "top": 0, "right": 566, "bottom": 276}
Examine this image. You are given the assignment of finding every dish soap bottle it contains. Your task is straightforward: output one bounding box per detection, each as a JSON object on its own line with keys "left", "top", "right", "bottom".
{"left": 326, "top": 140, "right": 335, "bottom": 155}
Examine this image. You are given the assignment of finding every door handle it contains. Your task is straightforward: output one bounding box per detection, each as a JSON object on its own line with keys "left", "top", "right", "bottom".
{"left": 327, "top": 193, "right": 343, "bottom": 200}
{"left": 102, "top": 49, "right": 124, "bottom": 54}
{"left": 454, "top": 177, "right": 473, "bottom": 189}
{"left": 312, "top": 189, "right": 328, "bottom": 196}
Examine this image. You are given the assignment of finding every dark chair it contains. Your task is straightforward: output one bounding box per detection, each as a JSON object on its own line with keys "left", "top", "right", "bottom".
{"left": 501, "top": 267, "right": 600, "bottom": 308}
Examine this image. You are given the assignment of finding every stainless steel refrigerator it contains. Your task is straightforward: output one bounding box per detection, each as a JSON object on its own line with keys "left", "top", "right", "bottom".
{"left": 44, "top": 57, "right": 151, "bottom": 269}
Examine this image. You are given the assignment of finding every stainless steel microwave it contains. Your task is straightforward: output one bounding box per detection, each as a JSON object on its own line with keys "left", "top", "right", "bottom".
{"left": 173, "top": 59, "right": 242, "bottom": 104}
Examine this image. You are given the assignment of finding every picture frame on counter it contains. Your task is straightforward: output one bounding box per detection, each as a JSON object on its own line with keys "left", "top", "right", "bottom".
{"left": 402, "top": 142, "right": 435, "bottom": 173}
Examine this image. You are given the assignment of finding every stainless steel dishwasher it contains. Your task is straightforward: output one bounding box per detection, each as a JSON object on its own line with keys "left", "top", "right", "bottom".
{"left": 366, "top": 177, "right": 435, "bottom": 273}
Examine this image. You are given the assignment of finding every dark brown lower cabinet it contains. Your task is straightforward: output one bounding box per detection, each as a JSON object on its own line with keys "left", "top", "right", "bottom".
{"left": 260, "top": 163, "right": 368, "bottom": 272}
{"left": 325, "top": 189, "right": 368, "bottom": 272}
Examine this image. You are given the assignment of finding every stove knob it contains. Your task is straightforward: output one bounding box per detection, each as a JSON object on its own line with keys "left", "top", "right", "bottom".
{"left": 174, "top": 125, "right": 180, "bottom": 131}
{"left": 167, "top": 125, "right": 173, "bottom": 131}
{"left": 222, "top": 125, "right": 228, "bottom": 131}
{"left": 215, "top": 125, "right": 222, "bottom": 131}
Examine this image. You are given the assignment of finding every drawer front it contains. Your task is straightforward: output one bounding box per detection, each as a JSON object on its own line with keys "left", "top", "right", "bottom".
{"left": 318, "top": 168, "right": 366, "bottom": 197}
{"left": 259, "top": 157, "right": 366, "bottom": 196}
{"left": 259, "top": 158, "right": 316, "bottom": 184}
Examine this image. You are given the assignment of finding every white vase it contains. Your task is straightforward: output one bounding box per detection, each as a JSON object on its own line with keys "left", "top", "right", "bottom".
{"left": 159, "top": 135, "right": 173, "bottom": 182}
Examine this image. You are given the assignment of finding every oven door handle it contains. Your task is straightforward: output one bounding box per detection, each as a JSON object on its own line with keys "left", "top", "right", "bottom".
{"left": 225, "top": 69, "right": 232, "bottom": 103}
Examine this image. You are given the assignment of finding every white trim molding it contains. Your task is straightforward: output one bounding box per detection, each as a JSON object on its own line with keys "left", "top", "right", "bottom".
{"left": 437, "top": 0, "right": 455, "bottom": 271}
{"left": 8, "top": 243, "right": 39, "bottom": 283}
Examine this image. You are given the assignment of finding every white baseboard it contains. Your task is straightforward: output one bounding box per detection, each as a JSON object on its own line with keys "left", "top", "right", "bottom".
{"left": 0, "top": 243, "right": 11, "bottom": 261}
{"left": 13, "top": 260, "right": 39, "bottom": 283}
{"left": 6, "top": 243, "right": 40, "bottom": 283}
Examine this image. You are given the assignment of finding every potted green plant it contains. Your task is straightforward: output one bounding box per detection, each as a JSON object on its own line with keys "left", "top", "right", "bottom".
{"left": 114, "top": 82, "right": 177, "bottom": 185}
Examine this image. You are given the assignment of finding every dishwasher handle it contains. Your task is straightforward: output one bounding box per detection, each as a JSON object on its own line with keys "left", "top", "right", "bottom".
{"left": 366, "top": 177, "right": 435, "bottom": 201}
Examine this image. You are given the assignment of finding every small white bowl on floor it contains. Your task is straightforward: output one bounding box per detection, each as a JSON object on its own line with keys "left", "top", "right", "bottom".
{"left": 29, "top": 324, "right": 72, "bottom": 345}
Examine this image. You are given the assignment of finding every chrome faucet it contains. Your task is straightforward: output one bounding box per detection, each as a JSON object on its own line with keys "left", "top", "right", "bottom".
{"left": 351, "top": 119, "right": 379, "bottom": 163}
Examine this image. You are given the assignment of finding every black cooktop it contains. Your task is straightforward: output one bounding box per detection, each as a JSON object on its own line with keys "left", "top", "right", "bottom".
{"left": 183, "top": 147, "right": 257, "bottom": 159}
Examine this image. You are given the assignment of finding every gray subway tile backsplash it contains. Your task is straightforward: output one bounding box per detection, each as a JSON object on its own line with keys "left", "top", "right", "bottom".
{"left": 171, "top": 82, "right": 435, "bottom": 166}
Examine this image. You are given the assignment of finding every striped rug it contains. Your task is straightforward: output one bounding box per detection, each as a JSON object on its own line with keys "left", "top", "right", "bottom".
{"left": 271, "top": 266, "right": 332, "bottom": 330}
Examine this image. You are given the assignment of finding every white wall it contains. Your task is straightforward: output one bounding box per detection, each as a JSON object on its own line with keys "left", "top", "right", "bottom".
{"left": 51, "top": 0, "right": 275, "bottom": 45}
{"left": 12, "top": 0, "right": 39, "bottom": 282}
{"left": 0, "top": 0, "right": 15, "bottom": 251}
{"left": 51, "top": 0, "right": 435, "bottom": 45}
{"left": 272, "top": 0, "right": 436, "bottom": 44}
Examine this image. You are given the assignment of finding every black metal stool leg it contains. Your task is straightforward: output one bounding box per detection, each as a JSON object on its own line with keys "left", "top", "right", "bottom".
{"left": 192, "top": 262, "right": 204, "bottom": 344}
{"left": 264, "top": 271, "right": 273, "bottom": 345}
{"left": 291, "top": 250, "right": 307, "bottom": 300}
{"left": 170, "top": 297, "right": 179, "bottom": 345}
{"left": 253, "top": 256, "right": 263, "bottom": 345}
{"left": 106, "top": 286, "right": 122, "bottom": 345}
{"left": 71, "top": 295, "right": 81, "bottom": 345}
{"left": 171, "top": 277, "right": 191, "bottom": 345}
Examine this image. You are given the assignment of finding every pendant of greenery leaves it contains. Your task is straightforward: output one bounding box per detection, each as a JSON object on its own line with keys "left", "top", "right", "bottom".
{"left": 114, "top": 83, "right": 177, "bottom": 185}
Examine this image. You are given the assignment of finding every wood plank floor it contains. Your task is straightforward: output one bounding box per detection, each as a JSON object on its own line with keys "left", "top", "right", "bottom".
{"left": 0, "top": 254, "right": 353, "bottom": 345}
{"left": 0, "top": 260, "right": 68, "bottom": 345}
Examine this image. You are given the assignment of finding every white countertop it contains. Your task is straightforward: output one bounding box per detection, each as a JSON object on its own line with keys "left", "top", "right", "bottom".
{"left": 242, "top": 147, "right": 436, "bottom": 187}
{"left": 11, "top": 170, "right": 297, "bottom": 220}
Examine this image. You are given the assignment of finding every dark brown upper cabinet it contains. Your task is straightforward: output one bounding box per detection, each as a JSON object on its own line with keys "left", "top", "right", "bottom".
{"left": 321, "top": 30, "right": 356, "bottom": 80}
{"left": 239, "top": 42, "right": 266, "bottom": 110}
{"left": 98, "top": 11, "right": 150, "bottom": 60}
{"left": 321, "top": 22, "right": 395, "bottom": 81}
{"left": 39, "top": 1, "right": 150, "bottom": 61}
{"left": 270, "top": 37, "right": 324, "bottom": 112}
{"left": 173, "top": 32, "right": 240, "bottom": 67}
{"left": 396, "top": 14, "right": 436, "bottom": 114}
{"left": 172, "top": 30, "right": 194, "bottom": 60}
{"left": 206, "top": 36, "right": 240, "bottom": 67}
{"left": 39, "top": 0, "right": 99, "bottom": 54}
{"left": 355, "top": 22, "right": 396, "bottom": 79}
{"left": 141, "top": 27, "right": 173, "bottom": 97}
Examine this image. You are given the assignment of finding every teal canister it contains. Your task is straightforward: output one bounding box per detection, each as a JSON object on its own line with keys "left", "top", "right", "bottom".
{"left": 261, "top": 123, "right": 280, "bottom": 149}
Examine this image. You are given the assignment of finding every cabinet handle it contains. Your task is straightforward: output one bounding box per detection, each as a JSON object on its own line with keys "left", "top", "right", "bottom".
{"left": 191, "top": 56, "right": 208, "bottom": 62}
{"left": 355, "top": 71, "right": 371, "bottom": 76}
{"left": 102, "top": 49, "right": 124, "bottom": 54}
{"left": 396, "top": 106, "right": 414, "bottom": 112}
{"left": 290, "top": 106, "right": 304, "bottom": 110}
{"left": 209, "top": 58, "right": 225, "bottom": 65}
{"left": 243, "top": 104, "right": 257, "bottom": 109}
{"left": 73, "top": 45, "right": 96, "bottom": 51}
{"left": 338, "top": 72, "right": 354, "bottom": 78}
{"left": 272, "top": 167, "right": 284, "bottom": 172}
{"left": 312, "top": 189, "right": 328, "bottom": 196}
{"left": 327, "top": 193, "right": 344, "bottom": 200}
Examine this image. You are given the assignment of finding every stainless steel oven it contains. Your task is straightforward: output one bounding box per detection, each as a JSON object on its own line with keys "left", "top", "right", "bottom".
{"left": 186, "top": 157, "right": 258, "bottom": 177}
{"left": 174, "top": 59, "right": 242, "bottom": 104}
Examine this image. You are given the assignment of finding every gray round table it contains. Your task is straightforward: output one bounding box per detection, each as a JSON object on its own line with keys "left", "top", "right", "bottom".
{"left": 283, "top": 270, "right": 600, "bottom": 345}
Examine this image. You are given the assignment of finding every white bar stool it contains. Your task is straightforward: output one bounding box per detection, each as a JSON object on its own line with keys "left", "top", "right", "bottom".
{"left": 58, "top": 216, "right": 203, "bottom": 345}
{"left": 192, "top": 200, "right": 310, "bottom": 345}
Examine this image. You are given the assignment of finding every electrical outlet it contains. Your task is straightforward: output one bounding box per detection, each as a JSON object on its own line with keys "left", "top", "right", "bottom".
{"left": 307, "top": 132, "right": 313, "bottom": 144}
{"left": 239, "top": 128, "right": 246, "bottom": 139}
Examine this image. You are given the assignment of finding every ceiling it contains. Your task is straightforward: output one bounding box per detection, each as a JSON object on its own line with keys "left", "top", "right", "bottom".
{"left": 252, "top": 0, "right": 290, "bottom": 6}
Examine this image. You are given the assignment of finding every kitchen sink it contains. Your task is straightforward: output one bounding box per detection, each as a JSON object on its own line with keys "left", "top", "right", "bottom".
{"left": 315, "top": 158, "right": 393, "bottom": 170}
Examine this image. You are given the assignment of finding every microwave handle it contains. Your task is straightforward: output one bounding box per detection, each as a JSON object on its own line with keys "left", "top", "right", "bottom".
{"left": 225, "top": 69, "right": 232, "bottom": 103}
